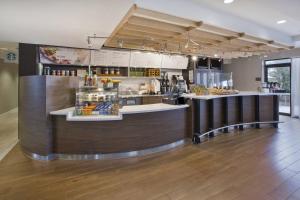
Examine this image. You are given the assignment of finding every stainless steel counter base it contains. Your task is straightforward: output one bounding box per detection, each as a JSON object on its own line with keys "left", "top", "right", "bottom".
{"left": 23, "top": 139, "right": 187, "bottom": 161}
{"left": 192, "top": 121, "right": 283, "bottom": 144}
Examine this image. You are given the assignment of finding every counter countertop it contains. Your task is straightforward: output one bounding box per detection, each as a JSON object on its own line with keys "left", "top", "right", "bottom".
{"left": 50, "top": 103, "right": 189, "bottom": 121}
{"left": 119, "top": 94, "right": 166, "bottom": 98}
{"left": 120, "top": 103, "right": 189, "bottom": 114}
{"left": 182, "top": 91, "right": 287, "bottom": 100}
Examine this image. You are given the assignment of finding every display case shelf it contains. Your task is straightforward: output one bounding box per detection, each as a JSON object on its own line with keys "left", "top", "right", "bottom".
{"left": 74, "top": 77, "right": 120, "bottom": 117}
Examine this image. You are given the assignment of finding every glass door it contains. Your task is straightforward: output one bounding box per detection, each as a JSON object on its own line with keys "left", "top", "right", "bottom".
{"left": 264, "top": 59, "right": 291, "bottom": 115}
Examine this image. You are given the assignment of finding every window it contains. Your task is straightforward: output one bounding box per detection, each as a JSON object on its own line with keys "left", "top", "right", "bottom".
{"left": 264, "top": 59, "right": 291, "bottom": 115}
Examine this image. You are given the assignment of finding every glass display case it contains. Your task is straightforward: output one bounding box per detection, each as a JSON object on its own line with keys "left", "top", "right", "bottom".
{"left": 74, "top": 77, "right": 120, "bottom": 116}
{"left": 195, "top": 69, "right": 233, "bottom": 89}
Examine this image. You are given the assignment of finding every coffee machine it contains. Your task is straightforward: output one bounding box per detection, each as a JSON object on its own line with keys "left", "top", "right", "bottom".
{"left": 160, "top": 72, "right": 170, "bottom": 95}
{"left": 163, "top": 75, "right": 187, "bottom": 105}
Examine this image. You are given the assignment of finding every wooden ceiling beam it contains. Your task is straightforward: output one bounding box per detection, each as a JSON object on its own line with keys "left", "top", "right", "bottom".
{"left": 105, "top": 6, "right": 293, "bottom": 58}
{"left": 116, "top": 30, "right": 182, "bottom": 43}
{"left": 198, "top": 23, "right": 245, "bottom": 38}
{"left": 133, "top": 7, "right": 202, "bottom": 28}
{"left": 104, "top": 4, "right": 137, "bottom": 46}
{"left": 122, "top": 23, "right": 181, "bottom": 37}
{"left": 128, "top": 16, "right": 187, "bottom": 34}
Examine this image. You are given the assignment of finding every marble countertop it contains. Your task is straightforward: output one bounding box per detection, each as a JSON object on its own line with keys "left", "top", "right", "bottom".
{"left": 120, "top": 103, "right": 189, "bottom": 114}
{"left": 182, "top": 91, "right": 286, "bottom": 100}
{"left": 50, "top": 103, "right": 189, "bottom": 121}
{"left": 119, "top": 94, "right": 166, "bottom": 98}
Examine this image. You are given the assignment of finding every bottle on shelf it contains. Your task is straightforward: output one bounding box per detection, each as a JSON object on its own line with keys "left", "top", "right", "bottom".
{"left": 160, "top": 74, "right": 166, "bottom": 94}
{"left": 165, "top": 73, "right": 170, "bottom": 93}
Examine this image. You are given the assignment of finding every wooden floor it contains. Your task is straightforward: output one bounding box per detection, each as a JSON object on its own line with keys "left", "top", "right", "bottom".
{"left": 1, "top": 117, "right": 300, "bottom": 200}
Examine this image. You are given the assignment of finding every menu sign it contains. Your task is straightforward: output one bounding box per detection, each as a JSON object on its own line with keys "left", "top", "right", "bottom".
{"left": 93, "top": 50, "right": 130, "bottom": 66}
{"left": 39, "top": 46, "right": 90, "bottom": 65}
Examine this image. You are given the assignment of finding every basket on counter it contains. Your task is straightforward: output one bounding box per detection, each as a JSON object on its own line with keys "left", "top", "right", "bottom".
{"left": 146, "top": 68, "right": 160, "bottom": 77}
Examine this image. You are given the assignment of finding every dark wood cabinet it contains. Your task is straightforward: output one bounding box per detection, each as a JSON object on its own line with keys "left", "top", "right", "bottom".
{"left": 142, "top": 96, "right": 163, "bottom": 104}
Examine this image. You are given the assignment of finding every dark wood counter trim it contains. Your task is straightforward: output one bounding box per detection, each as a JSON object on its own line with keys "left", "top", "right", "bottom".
{"left": 193, "top": 99, "right": 210, "bottom": 135}
{"left": 273, "top": 95, "right": 279, "bottom": 128}
{"left": 52, "top": 108, "right": 189, "bottom": 154}
{"left": 19, "top": 76, "right": 50, "bottom": 155}
{"left": 19, "top": 75, "right": 189, "bottom": 158}
{"left": 191, "top": 95, "right": 279, "bottom": 143}
{"left": 19, "top": 76, "right": 79, "bottom": 156}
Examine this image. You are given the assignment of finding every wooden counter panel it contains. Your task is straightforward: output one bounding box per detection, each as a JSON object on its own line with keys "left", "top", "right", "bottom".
{"left": 191, "top": 95, "right": 278, "bottom": 135}
{"left": 52, "top": 109, "right": 188, "bottom": 154}
{"left": 46, "top": 76, "right": 78, "bottom": 114}
{"left": 241, "top": 96, "right": 256, "bottom": 123}
{"left": 19, "top": 76, "right": 51, "bottom": 155}
{"left": 226, "top": 97, "right": 240, "bottom": 125}
{"left": 186, "top": 99, "right": 194, "bottom": 138}
{"left": 211, "top": 98, "right": 225, "bottom": 129}
{"left": 259, "top": 96, "right": 274, "bottom": 122}
{"left": 19, "top": 76, "right": 79, "bottom": 156}
{"left": 193, "top": 99, "right": 210, "bottom": 134}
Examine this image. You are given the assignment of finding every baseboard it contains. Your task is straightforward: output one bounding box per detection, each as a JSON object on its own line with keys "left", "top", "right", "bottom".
{"left": 0, "top": 107, "right": 18, "bottom": 117}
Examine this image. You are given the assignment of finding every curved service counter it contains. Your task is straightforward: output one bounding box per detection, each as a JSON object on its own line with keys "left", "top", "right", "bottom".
{"left": 19, "top": 76, "right": 280, "bottom": 160}
{"left": 19, "top": 76, "right": 190, "bottom": 161}
{"left": 49, "top": 103, "right": 189, "bottom": 160}
{"left": 183, "top": 92, "right": 280, "bottom": 144}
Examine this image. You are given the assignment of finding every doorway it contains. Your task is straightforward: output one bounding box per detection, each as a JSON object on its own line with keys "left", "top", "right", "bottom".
{"left": 264, "top": 59, "right": 291, "bottom": 116}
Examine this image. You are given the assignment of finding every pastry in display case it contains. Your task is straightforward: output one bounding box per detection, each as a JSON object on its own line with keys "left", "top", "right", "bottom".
{"left": 74, "top": 77, "right": 121, "bottom": 116}
{"left": 192, "top": 70, "right": 239, "bottom": 95}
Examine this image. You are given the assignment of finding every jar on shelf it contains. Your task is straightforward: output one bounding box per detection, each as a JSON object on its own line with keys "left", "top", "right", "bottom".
{"left": 103, "top": 67, "right": 109, "bottom": 75}
{"left": 71, "top": 70, "right": 76, "bottom": 76}
{"left": 115, "top": 68, "right": 120, "bottom": 75}
{"left": 109, "top": 67, "right": 115, "bottom": 75}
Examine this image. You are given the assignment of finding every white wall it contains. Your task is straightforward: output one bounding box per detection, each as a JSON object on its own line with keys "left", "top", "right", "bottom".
{"left": 223, "top": 48, "right": 300, "bottom": 91}
{"left": 0, "top": 58, "right": 18, "bottom": 114}
{"left": 223, "top": 57, "right": 263, "bottom": 91}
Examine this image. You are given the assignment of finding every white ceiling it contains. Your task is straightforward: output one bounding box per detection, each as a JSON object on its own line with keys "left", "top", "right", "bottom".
{"left": 0, "top": 0, "right": 133, "bottom": 49}
{"left": 192, "top": 0, "right": 300, "bottom": 37}
{"left": 135, "top": 0, "right": 295, "bottom": 46}
{"left": 0, "top": 0, "right": 298, "bottom": 49}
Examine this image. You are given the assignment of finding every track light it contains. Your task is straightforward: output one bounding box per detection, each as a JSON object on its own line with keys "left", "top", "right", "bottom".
{"left": 192, "top": 55, "right": 198, "bottom": 61}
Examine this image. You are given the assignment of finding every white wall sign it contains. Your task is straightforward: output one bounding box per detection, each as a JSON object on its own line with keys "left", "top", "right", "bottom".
{"left": 39, "top": 47, "right": 89, "bottom": 65}
{"left": 161, "top": 54, "right": 188, "bottom": 69}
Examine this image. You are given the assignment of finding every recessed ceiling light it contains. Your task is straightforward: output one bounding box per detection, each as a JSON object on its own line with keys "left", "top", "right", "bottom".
{"left": 224, "top": 0, "right": 234, "bottom": 4}
{"left": 214, "top": 54, "right": 218, "bottom": 57}
{"left": 277, "top": 20, "right": 286, "bottom": 24}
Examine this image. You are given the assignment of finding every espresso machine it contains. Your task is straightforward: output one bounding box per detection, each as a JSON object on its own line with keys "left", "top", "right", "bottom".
{"left": 163, "top": 75, "right": 187, "bottom": 105}
{"left": 160, "top": 72, "right": 170, "bottom": 95}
